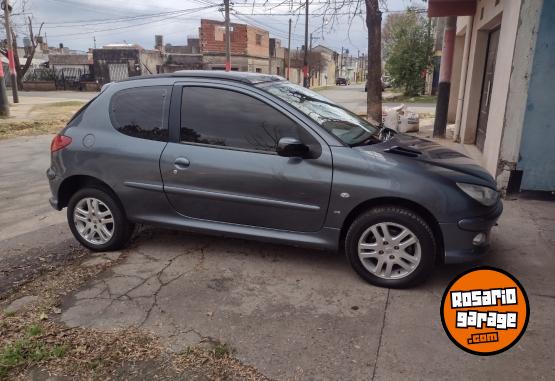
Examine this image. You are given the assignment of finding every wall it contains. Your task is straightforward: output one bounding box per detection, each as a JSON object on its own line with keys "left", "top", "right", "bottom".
{"left": 455, "top": 0, "right": 521, "bottom": 175}
{"left": 447, "top": 34, "right": 464, "bottom": 123}
{"left": 245, "top": 26, "right": 269, "bottom": 58}
{"left": 48, "top": 54, "right": 89, "bottom": 65}
{"left": 22, "top": 81, "right": 56, "bottom": 91}
{"left": 93, "top": 48, "right": 140, "bottom": 84}
{"left": 496, "top": 0, "right": 543, "bottom": 189}
{"left": 517, "top": 1, "right": 555, "bottom": 191}
{"left": 202, "top": 55, "right": 270, "bottom": 73}
{"left": 139, "top": 50, "right": 163, "bottom": 75}
{"left": 200, "top": 19, "right": 248, "bottom": 56}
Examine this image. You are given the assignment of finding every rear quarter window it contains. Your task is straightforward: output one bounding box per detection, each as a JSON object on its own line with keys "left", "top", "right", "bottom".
{"left": 109, "top": 86, "right": 170, "bottom": 141}
{"left": 66, "top": 96, "right": 98, "bottom": 128}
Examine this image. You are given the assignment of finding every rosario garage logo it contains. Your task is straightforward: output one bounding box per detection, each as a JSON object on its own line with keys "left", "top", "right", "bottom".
{"left": 440, "top": 267, "right": 529, "bottom": 355}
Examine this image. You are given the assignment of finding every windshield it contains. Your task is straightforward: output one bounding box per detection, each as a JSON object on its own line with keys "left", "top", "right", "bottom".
{"left": 258, "top": 81, "right": 380, "bottom": 146}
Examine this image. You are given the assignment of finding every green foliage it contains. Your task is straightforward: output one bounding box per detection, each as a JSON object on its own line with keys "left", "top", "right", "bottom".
{"left": 213, "top": 342, "right": 235, "bottom": 359}
{"left": 384, "top": 9, "right": 434, "bottom": 96}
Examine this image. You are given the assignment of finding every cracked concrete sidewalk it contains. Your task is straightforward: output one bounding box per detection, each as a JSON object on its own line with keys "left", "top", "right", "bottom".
{"left": 59, "top": 197, "right": 555, "bottom": 380}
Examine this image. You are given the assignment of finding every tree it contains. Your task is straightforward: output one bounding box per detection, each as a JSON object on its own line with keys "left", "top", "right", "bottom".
{"left": 265, "top": 1, "right": 385, "bottom": 122}
{"left": 383, "top": 9, "right": 433, "bottom": 96}
{"left": 0, "top": 16, "right": 44, "bottom": 90}
{"left": 365, "top": 0, "right": 382, "bottom": 123}
{"left": 0, "top": 1, "right": 44, "bottom": 90}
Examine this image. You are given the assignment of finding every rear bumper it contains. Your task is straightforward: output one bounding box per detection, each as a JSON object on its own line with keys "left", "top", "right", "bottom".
{"left": 440, "top": 201, "right": 503, "bottom": 264}
{"left": 46, "top": 167, "right": 62, "bottom": 211}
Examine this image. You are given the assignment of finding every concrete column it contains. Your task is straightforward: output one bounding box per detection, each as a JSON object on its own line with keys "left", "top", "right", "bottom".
{"left": 433, "top": 16, "right": 457, "bottom": 138}
{"left": 454, "top": 17, "right": 474, "bottom": 142}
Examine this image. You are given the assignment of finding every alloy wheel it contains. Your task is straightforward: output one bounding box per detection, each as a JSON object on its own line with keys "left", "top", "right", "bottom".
{"left": 73, "top": 197, "right": 114, "bottom": 245}
{"left": 357, "top": 222, "right": 421, "bottom": 279}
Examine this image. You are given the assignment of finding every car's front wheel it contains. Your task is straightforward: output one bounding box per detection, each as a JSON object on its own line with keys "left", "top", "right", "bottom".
{"left": 67, "top": 187, "right": 134, "bottom": 251}
{"left": 345, "top": 206, "right": 436, "bottom": 288}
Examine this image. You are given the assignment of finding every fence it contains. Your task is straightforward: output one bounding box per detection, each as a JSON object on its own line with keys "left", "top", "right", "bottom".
{"left": 17, "top": 67, "right": 92, "bottom": 90}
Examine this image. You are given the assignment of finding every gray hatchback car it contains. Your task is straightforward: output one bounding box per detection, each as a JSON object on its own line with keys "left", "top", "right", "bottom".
{"left": 47, "top": 71, "right": 502, "bottom": 288}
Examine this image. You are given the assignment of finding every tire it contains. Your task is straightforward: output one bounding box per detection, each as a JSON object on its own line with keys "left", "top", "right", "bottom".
{"left": 67, "top": 187, "right": 134, "bottom": 251}
{"left": 345, "top": 206, "right": 436, "bottom": 288}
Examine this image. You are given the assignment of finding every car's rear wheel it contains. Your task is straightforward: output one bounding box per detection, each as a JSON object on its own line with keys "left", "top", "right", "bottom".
{"left": 345, "top": 206, "right": 436, "bottom": 288}
{"left": 67, "top": 187, "right": 134, "bottom": 251}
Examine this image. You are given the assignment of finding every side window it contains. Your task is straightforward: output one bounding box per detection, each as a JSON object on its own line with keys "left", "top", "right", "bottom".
{"left": 110, "top": 86, "right": 169, "bottom": 141}
{"left": 180, "top": 87, "right": 319, "bottom": 154}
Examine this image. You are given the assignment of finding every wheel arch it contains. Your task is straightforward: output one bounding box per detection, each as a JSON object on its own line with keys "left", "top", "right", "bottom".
{"left": 339, "top": 197, "right": 444, "bottom": 263}
{"left": 57, "top": 175, "right": 122, "bottom": 211}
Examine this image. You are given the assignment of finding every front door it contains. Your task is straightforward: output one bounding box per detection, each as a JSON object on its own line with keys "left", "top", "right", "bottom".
{"left": 476, "top": 28, "right": 500, "bottom": 151}
{"left": 160, "top": 83, "right": 333, "bottom": 232}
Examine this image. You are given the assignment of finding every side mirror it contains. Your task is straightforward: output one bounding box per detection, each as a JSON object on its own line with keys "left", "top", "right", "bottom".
{"left": 276, "top": 137, "right": 310, "bottom": 158}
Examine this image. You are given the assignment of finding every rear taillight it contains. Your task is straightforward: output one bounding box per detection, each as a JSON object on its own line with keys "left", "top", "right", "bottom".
{"left": 51, "top": 135, "right": 72, "bottom": 152}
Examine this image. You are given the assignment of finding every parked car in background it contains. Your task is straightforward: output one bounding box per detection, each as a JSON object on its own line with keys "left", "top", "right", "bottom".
{"left": 382, "top": 75, "right": 392, "bottom": 89}
{"left": 47, "top": 71, "right": 502, "bottom": 288}
{"left": 365, "top": 79, "right": 386, "bottom": 92}
{"left": 336, "top": 77, "right": 349, "bottom": 86}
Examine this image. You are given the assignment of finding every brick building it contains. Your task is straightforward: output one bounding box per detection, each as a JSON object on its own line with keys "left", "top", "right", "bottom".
{"left": 199, "top": 19, "right": 270, "bottom": 72}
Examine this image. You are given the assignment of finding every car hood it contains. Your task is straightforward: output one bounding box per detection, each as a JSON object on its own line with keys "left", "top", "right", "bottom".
{"left": 357, "top": 133, "right": 495, "bottom": 184}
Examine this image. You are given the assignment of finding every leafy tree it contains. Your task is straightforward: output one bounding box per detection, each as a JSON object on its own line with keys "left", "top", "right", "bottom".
{"left": 384, "top": 9, "right": 433, "bottom": 96}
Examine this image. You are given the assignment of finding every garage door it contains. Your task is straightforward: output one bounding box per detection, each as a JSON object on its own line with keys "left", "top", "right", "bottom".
{"left": 108, "top": 64, "right": 129, "bottom": 82}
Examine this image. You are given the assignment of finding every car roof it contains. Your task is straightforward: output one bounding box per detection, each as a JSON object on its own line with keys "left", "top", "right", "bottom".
{"left": 121, "top": 70, "right": 284, "bottom": 85}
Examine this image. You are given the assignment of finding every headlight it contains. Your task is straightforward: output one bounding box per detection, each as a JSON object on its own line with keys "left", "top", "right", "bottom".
{"left": 456, "top": 183, "right": 499, "bottom": 206}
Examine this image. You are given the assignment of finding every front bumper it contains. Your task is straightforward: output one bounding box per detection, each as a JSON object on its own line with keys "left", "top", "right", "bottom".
{"left": 440, "top": 201, "right": 503, "bottom": 264}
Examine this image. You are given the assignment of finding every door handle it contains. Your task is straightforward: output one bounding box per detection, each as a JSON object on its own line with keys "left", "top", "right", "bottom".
{"left": 174, "top": 157, "right": 190, "bottom": 170}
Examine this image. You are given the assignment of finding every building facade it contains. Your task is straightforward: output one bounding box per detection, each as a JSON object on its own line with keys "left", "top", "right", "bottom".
{"left": 199, "top": 19, "right": 270, "bottom": 73}
{"left": 430, "top": 0, "right": 555, "bottom": 192}
{"left": 269, "top": 38, "right": 285, "bottom": 76}
{"left": 92, "top": 44, "right": 163, "bottom": 83}
{"left": 311, "top": 45, "right": 338, "bottom": 87}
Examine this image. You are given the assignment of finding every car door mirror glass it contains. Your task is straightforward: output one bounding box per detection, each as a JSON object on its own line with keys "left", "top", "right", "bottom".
{"left": 277, "top": 137, "right": 310, "bottom": 158}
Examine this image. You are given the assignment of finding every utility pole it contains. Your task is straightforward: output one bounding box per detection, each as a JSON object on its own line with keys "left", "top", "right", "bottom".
{"left": 287, "top": 18, "right": 291, "bottom": 80}
{"left": 3, "top": 0, "right": 18, "bottom": 103}
{"left": 0, "top": 59, "right": 8, "bottom": 116}
{"left": 303, "top": 0, "right": 309, "bottom": 88}
{"left": 93, "top": 36, "right": 97, "bottom": 49}
{"left": 224, "top": 0, "right": 231, "bottom": 72}
{"left": 433, "top": 16, "right": 457, "bottom": 138}
{"left": 340, "top": 46, "right": 344, "bottom": 77}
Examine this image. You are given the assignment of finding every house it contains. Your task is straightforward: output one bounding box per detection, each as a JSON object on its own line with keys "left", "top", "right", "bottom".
{"left": 92, "top": 43, "right": 163, "bottom": 83}
{"left": 429, "top": 0, "right": 555, "bottom": 193}
{"left": 311, "top": 45, "right": 338, "bottom": 87}
{"left": 269, "top": 38, "right": 285, "bottom": 76}
{"left": 160, "top": 37, "right": 203, "bottom": 73}
{"left": 199, "top": 19, "right": 270, "bottom": 72}
{"left": 48, "top": 53, "right": 91, "bottom": 75}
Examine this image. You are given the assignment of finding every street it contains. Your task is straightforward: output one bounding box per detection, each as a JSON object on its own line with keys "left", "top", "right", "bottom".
{"left": 317, "top": 84, "right": 436, "bottom": 115}
{"left": 1, "top": 89, "right": 554, "bottom": 380}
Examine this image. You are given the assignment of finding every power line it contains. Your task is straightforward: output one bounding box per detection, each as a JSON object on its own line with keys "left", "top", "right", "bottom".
{"left": 44, "top": 8, "right": 211, "bottom": 27}
{"left": 46, "top": 6, "right": 217, "bottom": 38}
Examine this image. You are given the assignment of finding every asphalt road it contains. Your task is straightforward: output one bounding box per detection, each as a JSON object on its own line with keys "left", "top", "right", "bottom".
{"left": 317, "top": 84, "right": 436, "bottom": 115}
{"left": 1, "top": 91, "right": 554, "bottom": 379}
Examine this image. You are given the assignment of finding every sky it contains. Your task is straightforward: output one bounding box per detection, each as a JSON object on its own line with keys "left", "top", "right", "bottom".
{"left": 12, "top": 0, "right": 426, "bottom": 55}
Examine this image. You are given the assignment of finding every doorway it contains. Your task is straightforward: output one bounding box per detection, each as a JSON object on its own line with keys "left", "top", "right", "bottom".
{"left": 476, "top": 28, "right": 500, "bottom": 151}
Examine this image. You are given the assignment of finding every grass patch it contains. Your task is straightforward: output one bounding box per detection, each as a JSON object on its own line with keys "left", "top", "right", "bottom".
{"left": 30, "top": 100, "right": 86, "bottom": 111}
{"left": 212, "top": 342, "right": 235, "bottom": 359}
{"left": 0, "top": 324, "right": 67, "bottom": 378}
{"left": 0, "top": 100, "right": 85, "bottom": 140}
{"left": 387, "top": 94, "right": 437, "bottom": 104}
{"left": 313, "top": 85, "right": 336, "bottom": 92}
{"left": 0, "top": 120, "right": 67, "bottom": 139}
